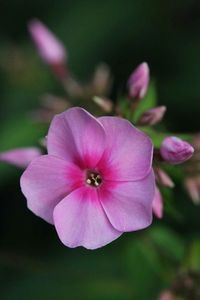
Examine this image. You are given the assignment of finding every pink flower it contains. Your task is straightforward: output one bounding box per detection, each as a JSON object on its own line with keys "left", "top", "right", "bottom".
{"left": 28, "top": 19, "right": 67, "bottom": 66}
{"left": 160, "top": 136, "right": 194, "bottom": 165}
{"left": 20, "top": 107, "right": 155, "bottom": 249}
{"left": 138, "top": 106, "right": 166, "bottom": 126}
{"left": 152, "top": 186, "right": 163, "bottom": 219}
{"left": 0, "top": 147, "right": 41, "bottom": 168}
{"left": 127, "top": 62, "right": 149, "bottom": 99}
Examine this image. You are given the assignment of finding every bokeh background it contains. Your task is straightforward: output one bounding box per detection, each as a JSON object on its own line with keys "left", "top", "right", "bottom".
{"left": 1, "top": 1, "right": 200, "bottom": 299}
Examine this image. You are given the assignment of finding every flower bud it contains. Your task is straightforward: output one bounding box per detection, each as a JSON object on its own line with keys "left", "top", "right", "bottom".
{"left": 93, "top": 96, "right": 113, "bottom": 113}
{"left": 92, "top": 63, "right": 112, "bottom": 96}
{"left": 127, "top": 62, "right": 149, "bottom": 99}
{"left": 28, "top": 19, "right": 67, "bottom": 77}
{"left": 184, "top": 176, "right": 200, "bottom": 204}
{"left": 138, "top": 106, "right": 166, "bottom": 126}
{"left": 152, "top": 186, "right": 163, "bottom": 219}
{"left": 154, "top": 167, "right": 174, "bottom": 188}
{"left": 160, "top": 136, "right": 194, "bottom": 165}
{"left": 0, "top": 147, "right": 41, "bottom": 168}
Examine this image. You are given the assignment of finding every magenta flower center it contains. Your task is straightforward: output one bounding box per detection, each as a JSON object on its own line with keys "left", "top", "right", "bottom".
{"left": 86, "top": 171, "right": 102, "bottom": 187}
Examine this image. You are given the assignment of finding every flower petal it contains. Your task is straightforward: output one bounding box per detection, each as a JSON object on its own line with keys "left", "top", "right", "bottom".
{"left": 20, "top": 155, "right": 83, "bottom": 224}
{"left": 0, "top": 147, "right": 41, "bottom": 168}
{"left": 47, "top": 107, "right": 106, "bottom": 168}
{"left": 99, "top": 171, "right": 155, "bottom": 232}
{"left": 98, "top": 116, "right": 153, "bottom": 181}
{"left": 53, "top": 187, "right": 122, "bottom": 249}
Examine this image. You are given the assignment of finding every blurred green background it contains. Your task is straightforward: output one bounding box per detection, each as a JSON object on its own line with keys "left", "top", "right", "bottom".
{"left": 1, "top": 0, "right": 200, "bottom": 299}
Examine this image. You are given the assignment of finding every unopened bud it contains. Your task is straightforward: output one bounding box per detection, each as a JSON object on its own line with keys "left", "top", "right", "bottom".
{"left": 184, "top": 176, "right": 200, "bottom": 204}
{"left": 127, "top": 62, "right": 149, "bottom": 100}
{"left": 152, "top": 186, "right": 163, "bottom": 219}
{"left": 92, "top": 64, "right": 112, "bottom": 95}
{"left": 28, "top": 19, "right": 67, "bottom": 77}
{"left": 0, "top": 147, "right": 41, "bottom": 168}
{"left": 138, "top": 106, "right": 166, "bottom": 126}
{"left": 93, "top": 96, "right": 113, "bottom": 113}
{"left": 154, "top": 167, "right": 174, "bottom": 188}
{"left": 160, "top": 137, "right": 194, "bottom": 165}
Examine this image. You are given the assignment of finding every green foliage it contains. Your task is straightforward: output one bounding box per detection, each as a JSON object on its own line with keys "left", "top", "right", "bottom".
{"left": 185, "top": 239, "right": 200, "bottom": 272}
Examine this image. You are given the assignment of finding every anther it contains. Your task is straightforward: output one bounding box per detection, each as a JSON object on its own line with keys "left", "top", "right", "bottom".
{"left": 86, "top": 171, "right": 102, "bottom": 187}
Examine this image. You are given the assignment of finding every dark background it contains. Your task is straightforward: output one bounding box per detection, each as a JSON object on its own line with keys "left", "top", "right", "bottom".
{"left": 1, "top": 1, "right": 200, "bottom": 299}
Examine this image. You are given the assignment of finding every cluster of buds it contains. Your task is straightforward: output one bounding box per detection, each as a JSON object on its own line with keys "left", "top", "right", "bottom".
{"left": 0, "top": 19, "right": 198, "bottom": 223}
{"left": 125, "top": 61, "right": 195, "bottom": 218}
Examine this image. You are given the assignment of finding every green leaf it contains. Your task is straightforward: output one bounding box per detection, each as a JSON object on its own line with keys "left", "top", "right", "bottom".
{"left": 124, "top": 238, "right": 163, "bottom": 299}
{"left": 184, "top": 239, "right": 200, "bottom": 271}
{"left": 149, "top": 226, "right": 185, "bottom": 262}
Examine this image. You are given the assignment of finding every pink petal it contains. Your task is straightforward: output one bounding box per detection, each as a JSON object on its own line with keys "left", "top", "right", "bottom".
{"left": 152, "top": 186, "right": 163, "bottom": 219}
{"left": 99, "top": 171, "right": 155, "bottom": 232}
{"left": 47, "top": 107, "right": 106, "bottom": 169}
{"left": 97, "top": 116, "right": 153, "bottom": 181}
{"left": 53, "top": 187, "right": 122, "bottom": 249}
{"left": 20, "top": 155, "right": 83, "bottom": 224}
{"left": 0, "top": 147, "right": 41, "bottom": 168}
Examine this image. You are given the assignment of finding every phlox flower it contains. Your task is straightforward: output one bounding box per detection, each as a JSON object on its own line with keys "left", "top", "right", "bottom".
{"left": 20, "top": 107, "right": 155, "bottom": 249}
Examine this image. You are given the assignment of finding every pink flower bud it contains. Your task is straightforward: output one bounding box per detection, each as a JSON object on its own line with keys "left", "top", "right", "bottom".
{"left": 154, "top": 167, "right": 174, "bottom": 188}
{"left": 152, "top": 186, "right": 163, "bottom": 219}
{"left": 28, "top": 19, "right": 67, "bottom": 68}
{"left": 93, "top": 96, "right": 113, "bottom": 113}
{"left": 127, "top": 62, "right": 149, "bottom": 99}
{"left": 184, "top": 176, "right": 200, "bottom": 204}
{"left": 0, "top": 147, "right": 41, "bottom": 168}
{"left": 160, "top": 137, "right": 194, "bottom": 165}
{"left": 138, "top": 106, "right": 166, "bottom": 126}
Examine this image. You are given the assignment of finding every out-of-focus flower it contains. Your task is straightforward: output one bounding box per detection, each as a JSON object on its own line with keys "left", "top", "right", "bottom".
{"left": 31, "top": 94, "right": 71, "bottom": 123}
{"left": 93, "top": 96, "right": 113, "bottom": 113}
{"left": 0, "top": 148, "right": 41, "bottom": 168}
{"left": 138, "top": 106, "right": 166, "bottom": 126}
{"left": 152, "top": 186, "right": 163, "bottom": 218}
{"left": 158, "top": 290, "right": 175, "bottom": 300}
{"left": 127, "top": 62, "right": 149, "bottom": 100}
{"left": 160, "top": 137, "right": 194, "bottom": 165}
{"left": 192, "top": 133, "right": 200, "bottom": 150}
{"left": 184, "top": 176, "right": 200, "bottom": 204}
{"left": 154, "top": 167, "right": 174, "bottom": 188}
{"left": 21, "top": 107, "right": 155, "bottom": 249}
{"left": 63, "top": 64, "right": 112, "bottom": 100}
{"left": 28, "top": 19, "right": 67, "bottom": 77}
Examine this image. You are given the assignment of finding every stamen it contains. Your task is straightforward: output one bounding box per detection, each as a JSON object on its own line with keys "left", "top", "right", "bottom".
{"left": 86, "top": 171, "right": 102, "bottom": 187}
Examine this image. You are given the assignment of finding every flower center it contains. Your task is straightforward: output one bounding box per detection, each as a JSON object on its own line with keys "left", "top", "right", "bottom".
{"left": 86, "top": 171, "right": 102, "bottom": 187}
